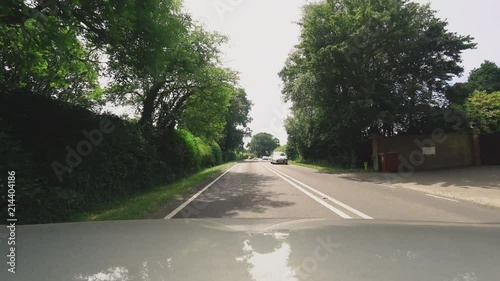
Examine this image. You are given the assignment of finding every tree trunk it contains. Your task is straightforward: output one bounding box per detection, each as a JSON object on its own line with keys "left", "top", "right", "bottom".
{"left": 139, "top": 83, "right": 162, "bottom": 127}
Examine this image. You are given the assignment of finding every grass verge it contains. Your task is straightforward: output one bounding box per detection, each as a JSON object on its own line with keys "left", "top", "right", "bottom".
{"left": 71, "top": 162, "right": 236, "bottom": 222}
{"left": 290, "top": 160, "right": 373, "bottom": 173}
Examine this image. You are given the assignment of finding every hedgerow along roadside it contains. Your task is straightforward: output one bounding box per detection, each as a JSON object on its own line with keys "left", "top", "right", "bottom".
{"left": 0, "top": 90, "right": 242, "bottom": 224}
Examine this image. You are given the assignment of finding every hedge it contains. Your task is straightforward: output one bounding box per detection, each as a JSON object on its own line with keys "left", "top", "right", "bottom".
{"left": 0, "top": 90, "right": 224, "bottom": 224}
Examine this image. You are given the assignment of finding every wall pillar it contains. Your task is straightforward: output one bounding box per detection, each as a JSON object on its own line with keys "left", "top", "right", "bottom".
{"left": 471, "top": 128, "right": 481, "bottom": 166}
{"left": 371, "top": 133, "right": 379, "bottom": 171}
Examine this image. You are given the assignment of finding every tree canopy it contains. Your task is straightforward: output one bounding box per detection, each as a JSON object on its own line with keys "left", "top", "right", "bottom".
{"left": 464, "top": 91, "right": 500, "bottom": 133}
{"left": 446, "top": 61, "right": 500, "bottom": 106}
{"left": 468, "top": 61, "right": 500, "bottom": 94}
{"left": 1, "top": 0, "right": 253, "bottom": 223}
{"left": 220, "top": 88, "right": 253, "bottom": 153}
{"left": 248, "top": 133, "right": 280, "bottom": 157}
{"left": 280, "top": 0, "right": 475, "bottom": 166}
{"left": 1, "top": 0, "right": 252, "bottom": 153}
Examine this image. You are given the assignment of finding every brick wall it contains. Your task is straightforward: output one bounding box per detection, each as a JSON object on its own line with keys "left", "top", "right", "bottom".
{"left": 372, "top": 130, "right": 480, "bottom": 171}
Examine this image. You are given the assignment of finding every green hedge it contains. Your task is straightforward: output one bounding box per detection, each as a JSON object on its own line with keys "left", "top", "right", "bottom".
{"left": 0, "top": 91, "right": 223, "bottom": 224}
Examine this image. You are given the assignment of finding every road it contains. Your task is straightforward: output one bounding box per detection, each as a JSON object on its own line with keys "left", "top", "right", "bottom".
{"left": 166, "top": 161, "right": 500, "bottom": 222}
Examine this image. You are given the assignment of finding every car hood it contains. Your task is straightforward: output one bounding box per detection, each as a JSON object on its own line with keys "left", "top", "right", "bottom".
{"left": 2, "top": 219, "right": 500, "bottom": 281}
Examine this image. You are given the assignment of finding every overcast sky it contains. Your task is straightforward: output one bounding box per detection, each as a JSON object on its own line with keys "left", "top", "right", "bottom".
{"left": 183, "top": 0, "right": 500, "bottom": 145}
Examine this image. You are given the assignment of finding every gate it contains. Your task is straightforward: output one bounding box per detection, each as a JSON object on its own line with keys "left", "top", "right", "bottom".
{"left": 480, "top": 133, "right": 500, "bottom": 165}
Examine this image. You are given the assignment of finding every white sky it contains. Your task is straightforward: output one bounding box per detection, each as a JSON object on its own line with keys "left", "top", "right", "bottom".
{"left": 183, "top": 0, "right": 500, "bottom": 145}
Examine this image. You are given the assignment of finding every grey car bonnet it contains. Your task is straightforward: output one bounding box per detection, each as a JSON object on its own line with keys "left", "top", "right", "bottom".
{"left": 2, "top": 219, "right": 499, "bottom": 281}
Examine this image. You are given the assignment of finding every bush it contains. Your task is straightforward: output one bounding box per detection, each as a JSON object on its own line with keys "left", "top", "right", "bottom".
{"left": 0, "top": 90, "right": 233, "bottom": 224}
{"left": 222, "top": 151, "right": 236, "bottom": 162}
{"left": 209, "top": 141, "right": 223, "bottom": 166}
{"left": 0, "top": 91, "right": 168, "bottom": 223}
{"left": 176, "top": 129, "right": 202, "bottom": 174}
{"left": 194, "top": 138, "right": 223, "bottom": 168}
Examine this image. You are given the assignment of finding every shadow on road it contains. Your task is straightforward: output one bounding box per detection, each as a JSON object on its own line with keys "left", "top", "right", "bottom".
{"left": 338, "top": 166, "right": 500, "bottom": 190}
{"left": 178, "top": 163, "right": 297, "bottom": 218}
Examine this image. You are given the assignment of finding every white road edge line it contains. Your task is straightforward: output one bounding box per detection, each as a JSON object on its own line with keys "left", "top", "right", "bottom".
{"left": 164, "top": 164, "right": 237, "bottom": 219}
{"left": 267, "top": 164, "right": 374, "bottom": 220}
{"left": 426, "top": 194, "right": 459, "bottom": 203}
{"left": 261, "top": 164, "right": 352, "bottom": 219}
{"left": 379, "top": 184, "right": 396, "bottom": 189}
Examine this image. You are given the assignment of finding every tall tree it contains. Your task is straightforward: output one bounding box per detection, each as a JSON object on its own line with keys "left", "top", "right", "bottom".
{"left": 178, "top": 80, "right": 235, "bottom": 142}
{"left": 468, "top": 61, "right": 500, "bottom": 94}
{"left": 280, "top": 0, "right": 475, "bottom": 166}
{"left": 248, "top": 133, "right": 280, "bottom": 157}
{"left": 102, "top": 2, "right": 230, "bottom": 136}
{"left": 465, "top": 91, "right": 500, "bottom": 133}
{"left": 445, "top": 82, "right": 473, "bottom": 106}
{"left": 220, "top": 88, "right": 253, "bottom": 153}
{"left": 0, "top": 3, "right": 102, "bottom": 107}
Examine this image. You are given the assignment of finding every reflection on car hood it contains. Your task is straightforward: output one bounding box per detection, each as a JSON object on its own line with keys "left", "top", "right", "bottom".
{"left": 2, "top": 219, "right": 500, "bottom": 281}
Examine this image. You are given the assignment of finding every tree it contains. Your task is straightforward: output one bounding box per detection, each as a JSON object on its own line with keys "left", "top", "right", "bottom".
{"left": 103, "top": 2, "right": 230, "bottom": 136}
{"left": 248, "top": 133, "right": 280, "bottom": 157}
{"left": 0, "top": 5, "right": 102, "bottom": 107}
{"left": 274, "top": 145, "right": 287, "bottom": 152}
{"left": 280, "top": 0, "right": 475, "bottom": 166}
{"left": 220, "top": 88, "right": 253, "bottom": 153}
{"left": 108, "top": 3, "right": 246, "bottom": 144}
{"left": 445, "top": 83, "right": 473, "bottom": 106}
{"left": 445, "top": 61, "right": 500, "bottom": 106}
{"left": 1, "top": 0, "right": 253, "bottom": 224}
{"left": 465, "top": 91, "right": 500, "bottom": 133}
{"left": 178, "top": 80, "right": 235, "bottom": 142}
{"left": 468, "top": 61, "right": 500, "bottom": 94}
{"left": 1, "top": 0, "right": 235, "bottom": 137}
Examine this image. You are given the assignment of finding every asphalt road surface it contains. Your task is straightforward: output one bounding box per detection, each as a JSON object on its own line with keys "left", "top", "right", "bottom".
{"left": 167, "top": 161, "right": 500, "bottom": 222}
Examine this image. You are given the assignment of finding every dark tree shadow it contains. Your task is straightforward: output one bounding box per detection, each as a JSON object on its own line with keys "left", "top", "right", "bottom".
{"left": 176, "top": 162, "right": 297, "bottom": 218}
{"left": 338, "top": 166, "right": 500, "bottom": 190}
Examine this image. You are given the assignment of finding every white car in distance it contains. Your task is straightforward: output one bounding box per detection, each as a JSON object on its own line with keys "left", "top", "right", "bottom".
{"left": 270, "top": 152, "right": 288, "bottom": 165}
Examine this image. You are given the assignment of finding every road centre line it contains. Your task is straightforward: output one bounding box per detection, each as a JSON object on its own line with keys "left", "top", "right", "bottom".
{"left": 261, "top": 164, "right": 352, "bottom": 219}
{"left": 265, "top": 164, "right": 373, "bottom": 220}
{"left": 426, "top": 194, "right": 459, "bottom": 203}
{"left": 164, "top": 164, "right": 237, "bottom": 219}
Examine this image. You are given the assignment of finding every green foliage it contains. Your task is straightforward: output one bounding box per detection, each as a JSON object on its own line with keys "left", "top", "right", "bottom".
{"left": 220, "top": 88, "right": 253, "bottom": 154}
{"left": 0, "top": 90, "right": 233, "bottom": 224}
{"left": 280, "top": 0, "right": 475, "bottom": 167}
{"left": 71, "top": 163, "right": 236, "bottom": 222}
{"left": 0, "top": 0, "right": 253, "bottom": 224}
{"left": 274, "top": 145, "right": 288, "bottom": 152}
{"left": 209, "top": 141, "right": 223, "bottom": 166}
{"left": 445, "top": 61, "right": 500, "bottom": 106}
{"left": 194, "top": 137, "right": 222, "bottom": 169}
{"left": 465, "top": 91, "right": 500, "bottom": 133}
{"left": 274, "top": 144, "right": 300, "bottom": 161}
{"left": 1, "top": 0, "right": 248, "bottom": 139}
{"left": 158, "top": 129, "right": 224, "bottom": 178}
{"left": 0, "top": 18, "right": 102, "bottom": 107}
{"left": 445, "top": 83, "right": 474, "bottom": 106}
{"left": 103, "top": 1, "right": 233, "bottom": 134}
{"left": 0, "top": 91, "right": 167, "bottom": 223}
{"left": 176, "top": 129, "right": 202, "bottom": 174}
{"left": 248, "top": 133, "right": 280, "bottom": 157}
{"left": 468, "top": 61, "right": 500, "bottom": 94}
{"left": 179, "top": 83, "right": 233, "bottom": 142}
